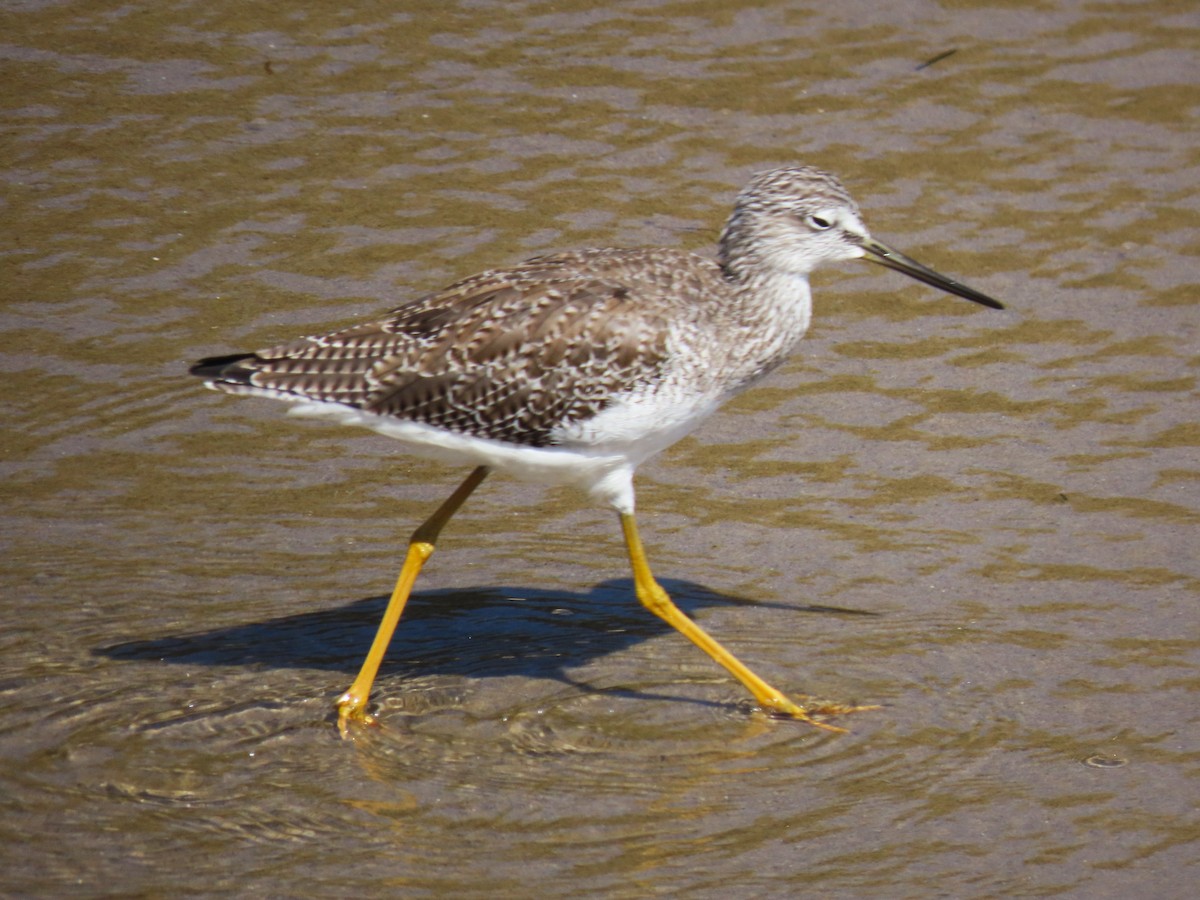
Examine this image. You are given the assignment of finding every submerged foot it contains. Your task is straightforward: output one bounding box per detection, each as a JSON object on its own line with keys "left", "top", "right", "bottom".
{"left": 335, "top": 690, "right": 378, "bottom": 740}
{"left": 760, "top": 694, "right": 881, "bottom": 733}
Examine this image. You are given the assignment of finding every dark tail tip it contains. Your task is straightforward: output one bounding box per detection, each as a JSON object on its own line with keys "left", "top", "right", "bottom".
{"left": 189, "top": 353, "right": 257, "bottom": 380}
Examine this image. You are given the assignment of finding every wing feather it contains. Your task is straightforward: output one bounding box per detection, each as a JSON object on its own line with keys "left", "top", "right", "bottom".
{"left": 195, "top": 249, "right": 709, "bottom": 447}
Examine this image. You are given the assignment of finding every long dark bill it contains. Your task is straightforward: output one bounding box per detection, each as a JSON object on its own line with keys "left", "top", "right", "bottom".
{"left": 862, "top": 237, "right": 1004, "bottom": 310}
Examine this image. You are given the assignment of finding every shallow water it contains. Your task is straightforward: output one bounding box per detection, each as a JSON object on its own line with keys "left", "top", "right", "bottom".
{"left": 3, "top": 0, "right": 1198, "bottom": 896}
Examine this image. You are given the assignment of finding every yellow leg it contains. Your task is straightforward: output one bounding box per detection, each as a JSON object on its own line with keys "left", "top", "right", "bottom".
{"left": 619, "top": 512, "right": 873, "bottom": 732}
{"left": 336, "top": 466, "right": 489, "bottom": 737}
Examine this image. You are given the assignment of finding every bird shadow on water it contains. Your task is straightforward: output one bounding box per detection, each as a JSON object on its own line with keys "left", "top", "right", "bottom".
{"left": 94, "top": 578, "right": 878, "bottom": 711}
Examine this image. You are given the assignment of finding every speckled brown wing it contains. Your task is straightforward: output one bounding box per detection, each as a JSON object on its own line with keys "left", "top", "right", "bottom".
{"left": 197, "top": 250, "right": 685, "bottom": 447}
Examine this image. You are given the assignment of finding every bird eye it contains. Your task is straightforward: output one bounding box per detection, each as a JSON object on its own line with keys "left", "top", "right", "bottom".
{"left": 805, "top": 214, "right": 833, "bottom": 231}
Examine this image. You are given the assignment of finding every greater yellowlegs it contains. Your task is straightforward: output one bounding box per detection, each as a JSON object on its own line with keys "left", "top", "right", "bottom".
{"left": 191, "top": 166, "right": 1003, "bottom": 735}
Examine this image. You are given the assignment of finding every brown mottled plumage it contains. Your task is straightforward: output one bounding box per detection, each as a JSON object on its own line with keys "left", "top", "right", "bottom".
{"left": 194, "top": 249, "right": 698, "bottom": 447}
{"left": 190, "top": 166, "right": 1002, "bottom": 736}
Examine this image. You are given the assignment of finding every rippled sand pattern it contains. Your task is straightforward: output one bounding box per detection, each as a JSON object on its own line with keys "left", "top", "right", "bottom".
{"left": 2, "top": 0, "right": 1197, "bottom": 896}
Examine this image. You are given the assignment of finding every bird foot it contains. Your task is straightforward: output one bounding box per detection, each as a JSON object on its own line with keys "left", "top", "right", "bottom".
{"left": 761, "top": 696, "right": 881, "bottom": 733}
{"left": 335, "top": 691, "right": 379, "bottom": 740}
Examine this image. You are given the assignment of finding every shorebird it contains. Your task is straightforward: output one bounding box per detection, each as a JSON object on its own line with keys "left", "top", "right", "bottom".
{"left": 190, "top": 165, "right": 1003, "bottom": 736}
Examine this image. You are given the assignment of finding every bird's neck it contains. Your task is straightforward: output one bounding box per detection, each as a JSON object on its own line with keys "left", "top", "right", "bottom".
{"left": 720, "top": 257, "right": 813, "bottom": 337}
{"left": 708, "top": 262, "right": 814, "bottom": 390}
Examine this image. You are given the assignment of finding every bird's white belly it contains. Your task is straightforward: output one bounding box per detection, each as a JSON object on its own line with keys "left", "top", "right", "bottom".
{"left": 285, "top": 392, "right": 718, "bottom": 514}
